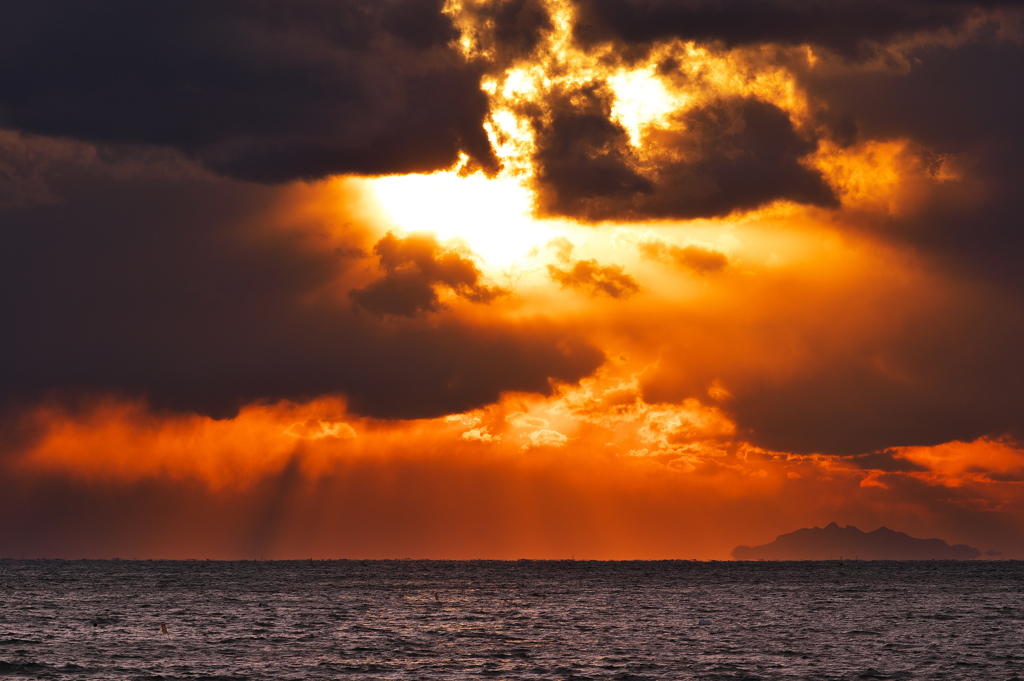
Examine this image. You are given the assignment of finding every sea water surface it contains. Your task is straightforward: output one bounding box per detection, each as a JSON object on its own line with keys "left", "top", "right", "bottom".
{"left": 1, "top": 559, "right": 1022, "bottom": 680}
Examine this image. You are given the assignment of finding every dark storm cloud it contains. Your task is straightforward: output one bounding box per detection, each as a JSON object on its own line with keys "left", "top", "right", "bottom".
{"left": 571, "top": 0, "right": 1015, "bottom": 58}
{"left": 350, "top": 232, "right": 505, "bottom": 317}
{"left": 547, "top": 259, "right": 640, "bottom": 298}
{"left": 0, "top": 143, "right": 602, "bottom": 421}
{"left": 728, "top": 330, "right": 1024, "bottom": 457}
{"left": 531, "top": 88, "right": 834, "bottom": 220}
{"left": 642, "top": 284, "right": 1024, "bottom": 456}
{"left": 530, "top": 85, "right": 655, "bottom": 218}
{"left": 638, "top": 98, "right": 836, "bottom": 217}
{"left": 801, "top": 38, "right": 1024, "bottom": 289}
{"left": 459, "top": 0, "right": 555, "bottom": 67}
{"left": 0, "top": 0, "right": 496, "bottom": 182}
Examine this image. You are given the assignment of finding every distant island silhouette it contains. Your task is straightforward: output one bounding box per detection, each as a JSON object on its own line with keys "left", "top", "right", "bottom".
{"left": 733, "top": 522, "right": 981, "bottom": 560}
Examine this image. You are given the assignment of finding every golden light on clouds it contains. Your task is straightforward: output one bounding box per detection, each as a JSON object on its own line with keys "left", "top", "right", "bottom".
{"left": 2, "top": 0, "right": 1022, "bottom": 560}
{"left": 240, "top": 2, "right": 1024, "bottom": 556}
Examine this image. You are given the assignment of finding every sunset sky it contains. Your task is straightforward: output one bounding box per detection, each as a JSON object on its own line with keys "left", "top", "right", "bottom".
{"left": 2, "top": 0, "right": 1024, "bottom": 559}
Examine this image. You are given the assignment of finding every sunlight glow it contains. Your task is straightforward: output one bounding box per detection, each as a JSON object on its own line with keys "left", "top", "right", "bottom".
{"left": 484, "top": 109, "right": 537, "bottom": 178}
{"left": 365, "top": 169, "right": 559, "bottom": 268}
{"left": 607, "top": 67, "right": 687, "bottom": 147}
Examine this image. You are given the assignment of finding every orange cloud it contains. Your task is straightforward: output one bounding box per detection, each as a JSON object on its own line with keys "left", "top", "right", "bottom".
{"left": 637, "top": 236, "right": 730, "bottom": 274}
{"left": 5, "top": 381, "right": 1022, "bottom": 560}
{"left": 896, "top": 438, "right": 1024, "bottom": 486}
{"left": 350, "top": 231, "right": 505, "bottom": 316}
{"left": 547, "top": 258, "right": 640, "bottom": 298}
{"left": 9, "top": 397, "right": 356, "bottom": 488}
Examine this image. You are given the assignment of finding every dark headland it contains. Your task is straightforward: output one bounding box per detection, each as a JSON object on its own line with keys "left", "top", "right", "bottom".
{"left": 733, "top": 522, "right": 981, "bottom": 560}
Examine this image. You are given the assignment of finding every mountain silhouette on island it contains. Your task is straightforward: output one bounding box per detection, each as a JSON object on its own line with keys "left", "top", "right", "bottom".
{"left": 733, "top": 523, "right": 981, "bottom": 560}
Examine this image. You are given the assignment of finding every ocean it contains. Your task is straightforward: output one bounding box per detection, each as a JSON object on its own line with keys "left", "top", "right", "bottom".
{"left": 1, "top": 559, "right": 1021, "bottom": 680}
